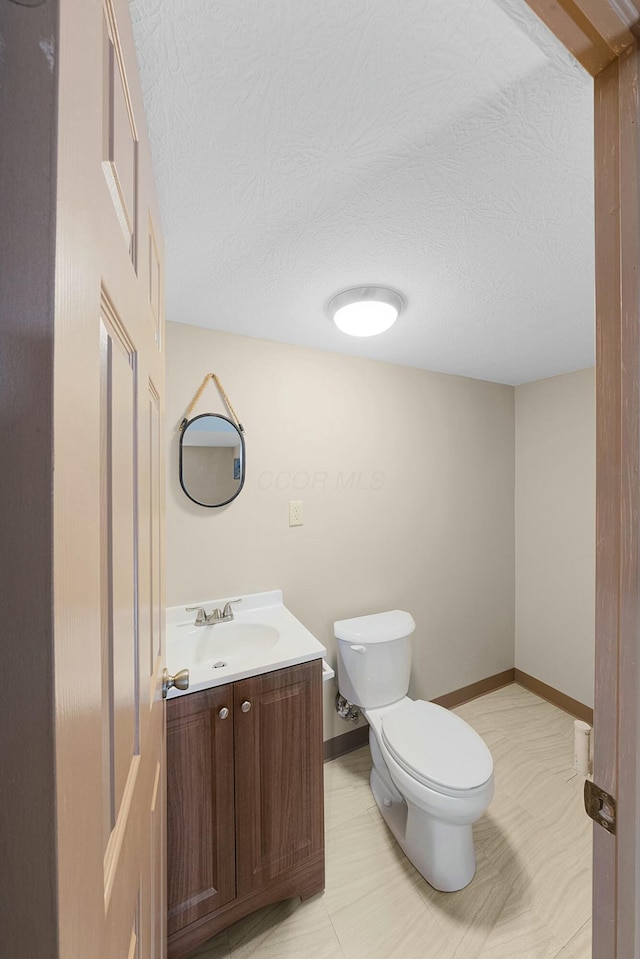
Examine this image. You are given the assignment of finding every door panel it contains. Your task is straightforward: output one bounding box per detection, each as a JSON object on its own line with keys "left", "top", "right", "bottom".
{"left": 149, "top": 382, "right": 163, "bottom": 687}
{"left": 100, "top": 301, "right": 139, "bottom": 829}
{"left": 166, "top": 686, "right": 236, "bottom": 935}
{"left": 139, "top": 377, "right": 163, "bottom": 711}
{"left": 102, "top": 5, "right": 138, "bottom": 258}
{"left": 234, "top": 661, "right": 324, "bottom": 897}
{"left": 150, "top": 756, "right": 165, "bottom": 959}
{"left": 54, "top": 0, "right": 166, "bottom": 956}
{"left": 148, "top": 219, "right": 163, "bottom": 349}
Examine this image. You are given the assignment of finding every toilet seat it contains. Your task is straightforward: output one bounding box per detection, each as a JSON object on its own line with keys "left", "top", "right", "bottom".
{"left": 380, "top": 700, "right": 493, "bottom": 795}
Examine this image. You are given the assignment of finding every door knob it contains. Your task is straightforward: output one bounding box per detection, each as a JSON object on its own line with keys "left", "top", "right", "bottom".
{"left": 218, "top": 707, "right": 229, "bottom": 720}
{"left": 162, "top": 667, "right": 190, "bottom": 699}
{"left": 241, "top": 700, "right": 252, "bottom": 713}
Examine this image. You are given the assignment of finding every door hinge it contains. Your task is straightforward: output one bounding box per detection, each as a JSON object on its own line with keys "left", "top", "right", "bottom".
{"left": 584, "top": 780, "right": 616, "bottom": 835}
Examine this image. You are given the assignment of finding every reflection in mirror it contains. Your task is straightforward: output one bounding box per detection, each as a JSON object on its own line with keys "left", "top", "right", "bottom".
{"left": 179, "top": 413, "right": 245, "bottom": 507}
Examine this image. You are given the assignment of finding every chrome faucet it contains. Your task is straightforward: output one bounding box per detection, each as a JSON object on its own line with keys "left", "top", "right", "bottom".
{"left": 186, "top": 599, "right": 242, "bottom": 626}
{"left": 221, "top": 599, "right": 242, "bottom": 620}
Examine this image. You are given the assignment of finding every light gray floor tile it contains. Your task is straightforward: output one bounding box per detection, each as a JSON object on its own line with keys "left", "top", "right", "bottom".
{"left": 327, "top": 877, "right": 445, "bottom": 959}
{"left": 324, "top": 806, "right": 426, "bottom": 913}
{"left": 324, "top": 744, "right": 375, "bottom": 834}
{"left": 189, "top": 929, "right": 230, "bottom": 959}
{"left": 414, "top": 851, "right": 510, "bottom": 959}
{"left": 564, "top": 918, "right": 592, "bottom": 959}
{"left": 474, "top": 898, "right": 567, "bottom": 959}
{"left": 227, "top": 895, "right": 345, "bottom": 959}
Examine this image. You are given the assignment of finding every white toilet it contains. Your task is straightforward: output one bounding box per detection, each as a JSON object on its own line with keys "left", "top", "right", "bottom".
{"left": 335, "top": 610, "right": 494, "bottom": 892}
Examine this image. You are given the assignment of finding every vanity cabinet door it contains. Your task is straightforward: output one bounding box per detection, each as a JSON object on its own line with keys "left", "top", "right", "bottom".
{"left": 167, "top": 685, "right": 236, "bottom": 935}
{"left": 234, "top": 660, "right": 324, "bottom": 897}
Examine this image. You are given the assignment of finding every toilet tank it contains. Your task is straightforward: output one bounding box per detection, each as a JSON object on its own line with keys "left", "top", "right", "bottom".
{"left": 334, "top": 610, "right": 416, "bottom": 709}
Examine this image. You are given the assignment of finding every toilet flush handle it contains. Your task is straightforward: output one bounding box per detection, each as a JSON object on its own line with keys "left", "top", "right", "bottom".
{"left": 350, "top": 645, "right": 366, "bottom": 653}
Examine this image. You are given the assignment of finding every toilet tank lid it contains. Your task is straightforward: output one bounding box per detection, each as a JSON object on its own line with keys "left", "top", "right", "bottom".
{"left": 334, "top": 610, "right": 416, "bottom": 643}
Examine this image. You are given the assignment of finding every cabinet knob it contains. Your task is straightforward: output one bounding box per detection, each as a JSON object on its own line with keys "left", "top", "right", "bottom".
{"left": 218, "top": 707, "right": 229, "bottom": 720}
{"left": 162, "top": 667, "right": 190, "bottom": 700}
{"left": 241, "top": 700, "right": 252, "bottom": 713}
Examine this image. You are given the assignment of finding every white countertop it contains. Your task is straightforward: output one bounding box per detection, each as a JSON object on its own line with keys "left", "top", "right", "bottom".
{"left": 166, "top": 590, "right": 329, "bottom": 698}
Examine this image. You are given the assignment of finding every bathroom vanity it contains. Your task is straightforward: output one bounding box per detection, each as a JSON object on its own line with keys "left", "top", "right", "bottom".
{"left": 165, "top": 593, "right": 328, "bottom": 959}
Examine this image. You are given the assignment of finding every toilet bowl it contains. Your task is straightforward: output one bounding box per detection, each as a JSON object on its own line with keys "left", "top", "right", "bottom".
{"left": 335, "top": 610, "right": 494, "bottom": 892}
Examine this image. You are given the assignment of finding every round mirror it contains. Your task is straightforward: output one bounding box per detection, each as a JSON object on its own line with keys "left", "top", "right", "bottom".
{"left": 179, "top": 414, "right": 246, "bottom": 508}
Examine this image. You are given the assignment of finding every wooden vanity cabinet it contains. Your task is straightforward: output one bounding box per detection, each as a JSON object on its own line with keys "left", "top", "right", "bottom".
{"left": 167, "top": 659, "right": 325, "bottom": 959}
{"left": 167, "top": 684, "right": 236, "bottom": 933}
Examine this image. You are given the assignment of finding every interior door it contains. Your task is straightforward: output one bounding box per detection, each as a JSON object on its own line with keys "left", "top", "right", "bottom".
{"left": 53, "top": 0, "right": 166, "bottom": 956}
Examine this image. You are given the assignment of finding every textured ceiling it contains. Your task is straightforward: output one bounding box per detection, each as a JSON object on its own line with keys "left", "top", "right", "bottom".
{"left": 130, "top": 0, "right": 594, "bottom": 386}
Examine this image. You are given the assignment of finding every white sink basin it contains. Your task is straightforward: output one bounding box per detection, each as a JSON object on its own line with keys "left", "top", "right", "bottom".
{"left": 170, "top": 622, "right": 281, "bottom": 667}
{"left": 166, "top": 590, "right": 328, "bottom": 697}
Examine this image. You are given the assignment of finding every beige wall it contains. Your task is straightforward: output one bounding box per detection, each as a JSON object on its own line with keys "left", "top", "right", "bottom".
{"left": 514, "top": 369, "right": 595, "bottom": 708}
{"left": 166, "top": 322, "right": 515, "bottom": 739}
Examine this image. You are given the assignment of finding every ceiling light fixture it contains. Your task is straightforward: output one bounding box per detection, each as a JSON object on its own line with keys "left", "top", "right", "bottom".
{"left": 328, "top": 286, "right": 405, "bottom": 337}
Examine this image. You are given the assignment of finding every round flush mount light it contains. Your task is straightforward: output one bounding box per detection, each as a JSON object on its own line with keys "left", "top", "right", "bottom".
{"left": 328, "top": 286, "right": 405, "bottom": 337}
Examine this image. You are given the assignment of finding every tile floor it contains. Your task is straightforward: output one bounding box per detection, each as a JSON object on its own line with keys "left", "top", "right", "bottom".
{"left": 194, "top": 684, "right": 592, "bottom": 959}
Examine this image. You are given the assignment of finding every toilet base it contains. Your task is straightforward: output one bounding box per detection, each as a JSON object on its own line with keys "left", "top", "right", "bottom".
{"left": 370, "top": 766, "right": 477, "bottom": 893}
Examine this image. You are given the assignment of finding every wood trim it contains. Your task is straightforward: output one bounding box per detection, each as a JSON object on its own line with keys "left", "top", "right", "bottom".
{"left": 431, "top": 669, "right": 516, "bottom": 710}
{"left": 573, "top": 0, "right": 638, "bottom": 49}
{"left": 614, "top": 42, "right": 640, "bottom": 959}
{"left": 0, "top": 3, "right": 60, "bottom": 957}
{"left": 323, "top": 724, "right": 370, "bottom": 762}
{"left": 590, "top": 41, "right": 640, "bottom": 959}
{"left": 579, "top": 0, "right": 640, "bottom": 45}
{"left": 435, "top": 670, "right": 593, "bottom": 723}
{"left": 524, "top": 0, "right": 638, "bottom": 75}
{"left": 594, "top": 51, "right": 623, "bottom": 959}
{"left": 513, "top": 669, "right": 593, "bottom": 724}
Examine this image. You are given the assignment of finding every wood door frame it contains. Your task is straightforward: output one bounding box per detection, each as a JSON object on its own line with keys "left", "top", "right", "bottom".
{"left": 522, "top": 2, "right": 640, "bottom": 956}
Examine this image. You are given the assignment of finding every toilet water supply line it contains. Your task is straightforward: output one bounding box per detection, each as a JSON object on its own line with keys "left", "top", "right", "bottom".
{"left": 336, "top": 694, "right": 361, "bottom": 723}
{"left": 573, "top": 720, "right": 592, "bottom": 777}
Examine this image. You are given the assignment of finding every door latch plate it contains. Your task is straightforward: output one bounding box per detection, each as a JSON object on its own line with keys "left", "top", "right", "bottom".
{"left": 584, "top": 779, "right": 616, "bottom": 834}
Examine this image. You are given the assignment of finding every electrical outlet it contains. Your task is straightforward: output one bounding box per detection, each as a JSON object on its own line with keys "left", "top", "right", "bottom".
{"left": 289, "top": 500, "right": 303, "bottom": 527}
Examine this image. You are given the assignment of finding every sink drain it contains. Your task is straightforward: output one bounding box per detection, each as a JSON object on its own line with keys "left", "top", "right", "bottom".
{"left": 213, "top": 661, "right": 228, "bottom": 669}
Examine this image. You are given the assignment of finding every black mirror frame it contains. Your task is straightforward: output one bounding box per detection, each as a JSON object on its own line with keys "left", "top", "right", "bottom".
{"left": 179, "top": 413, "right": 246, "bottom": 508}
